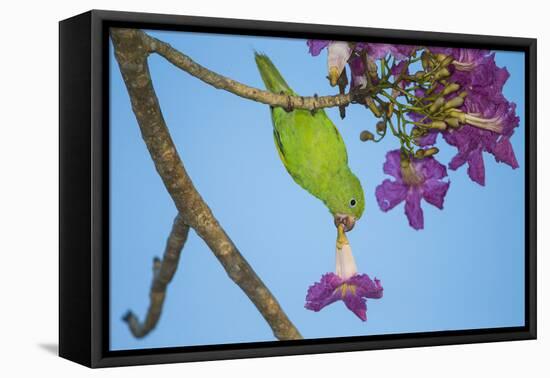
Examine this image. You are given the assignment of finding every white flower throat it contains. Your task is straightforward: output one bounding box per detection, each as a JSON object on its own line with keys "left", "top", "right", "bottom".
{"left": 335, "top": 224, "right": 357, "bottom": 280}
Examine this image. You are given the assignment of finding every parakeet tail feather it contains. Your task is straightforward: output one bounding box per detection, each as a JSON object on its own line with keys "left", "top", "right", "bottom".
{"left": 254, "top": 52, "right": 295, "bottom": 95}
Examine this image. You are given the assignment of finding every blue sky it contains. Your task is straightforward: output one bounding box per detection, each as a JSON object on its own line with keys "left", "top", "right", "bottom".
{"left": 109, "top": 30, "right": 525, "bottom": 351}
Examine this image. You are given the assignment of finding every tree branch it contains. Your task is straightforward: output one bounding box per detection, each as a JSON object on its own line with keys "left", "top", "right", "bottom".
{"left": 111, "top": 27, "right": 302, "bottom": 341}
{"left": 132, "top": 29, "right": 353, "bottom": 111}
{"left": 129, "top": 29, "right": 499, "bottom": 136}
{"left": 123, "top": 213, "right": 189, "bottom": 338}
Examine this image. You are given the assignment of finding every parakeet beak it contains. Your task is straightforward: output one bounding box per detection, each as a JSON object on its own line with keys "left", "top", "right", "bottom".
{"left": 334, "top": 213, "right": 356, "bottom": 232}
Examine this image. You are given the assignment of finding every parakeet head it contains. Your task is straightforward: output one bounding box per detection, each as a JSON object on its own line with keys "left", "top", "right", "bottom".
{"left": 327, "top": 169, "right": 365, "bottom": 232}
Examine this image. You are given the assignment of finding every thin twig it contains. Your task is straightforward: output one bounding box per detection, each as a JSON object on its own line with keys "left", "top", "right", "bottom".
{"left": 123, "top": 214, "right": 189, "bottom": 338}
{"left": 111, "top": 27, "right": 302, "bottom": 341}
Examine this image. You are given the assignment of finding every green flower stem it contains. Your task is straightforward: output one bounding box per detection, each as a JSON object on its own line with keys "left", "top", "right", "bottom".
{"left": 380, "top": 58, "right": 387, "bottom": 78}
{"left": 359, "top": 51, "right": 455, "bottom": 153}
{"left": 378, "top": 92, "right": 423, "bottom": 112}
{"left": 386, "top": 116, "right": 402, "bottom": 146}
{"left": 372, "top": 125, "right": 387, "bottom": 143}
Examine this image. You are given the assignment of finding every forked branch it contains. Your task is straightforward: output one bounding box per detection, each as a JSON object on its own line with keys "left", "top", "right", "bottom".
{"left": 111, "top": 27, "right": 302, "bottom": 340}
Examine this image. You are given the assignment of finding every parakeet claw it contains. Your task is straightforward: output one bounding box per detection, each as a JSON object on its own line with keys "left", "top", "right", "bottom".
{"left": 334, "top": 213, "right": 356, "bottom": 232}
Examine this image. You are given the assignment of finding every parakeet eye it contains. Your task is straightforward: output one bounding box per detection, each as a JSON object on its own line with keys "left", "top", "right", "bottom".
{"left": 349, "top": 198, "right": 357, "bottom": 208}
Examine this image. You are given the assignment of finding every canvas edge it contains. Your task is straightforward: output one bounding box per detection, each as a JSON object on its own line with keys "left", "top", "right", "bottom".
{"left": 57, "top": 9, "right": 537, "bottom": 368}
{"left": 59, "top": 10, "right": 93, "bottom": 367}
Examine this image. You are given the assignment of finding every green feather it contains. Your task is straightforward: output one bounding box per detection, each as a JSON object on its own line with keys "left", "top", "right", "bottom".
{"left": 255, "top": 53, "right": 365, "bottom": 220}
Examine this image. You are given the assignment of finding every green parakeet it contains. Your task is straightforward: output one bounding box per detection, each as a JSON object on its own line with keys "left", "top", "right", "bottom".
{"left": 255, "top": 53, "right": 364, "bottom": 231}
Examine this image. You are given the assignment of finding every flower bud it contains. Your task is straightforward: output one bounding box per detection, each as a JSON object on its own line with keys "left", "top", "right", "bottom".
{"left": 444, "top": 117, "right": 461, "bottom": 128}
{"left": 376, "top": 121, "right": 387, "bottom": 134}
{"left": 435, "top": 54, "right": 454, "bottom": 68}
{"left": 360, "top": 130, "right": 375, "bottom": 142}
{"left": 411, "top": 127, "right": 427, "bottom": 139}
{"left": 447, "top": 110, "right": 466, "bottom": 122}
{"left": 442, "top": 83, "right": 460, "bottom": 96}
{"left": 433, "top": 68, "right": 451, "bottom": 80}
{"left": 414, "top": 149, "right": 426, "bottom": 159}
{"left": 429, "top": 97, "right": 445, "bottom": 113}
{"left": 442, "top": 96, "right": 465, "bottom": 110}
{"left": 427, "top": 120, "right": 447, "bottom": 130}
{"left": 424, "top": 147, "right": 439, "bottom": 157}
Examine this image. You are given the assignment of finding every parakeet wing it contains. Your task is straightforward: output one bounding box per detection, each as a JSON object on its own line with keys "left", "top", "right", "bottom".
{"left": 271, "top": 107, "right": 349, "bottom": 199}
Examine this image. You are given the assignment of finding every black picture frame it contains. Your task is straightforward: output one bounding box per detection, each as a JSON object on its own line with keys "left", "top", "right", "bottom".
{"left": 59, "top": 9, "right": 537, "bottom": 368}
